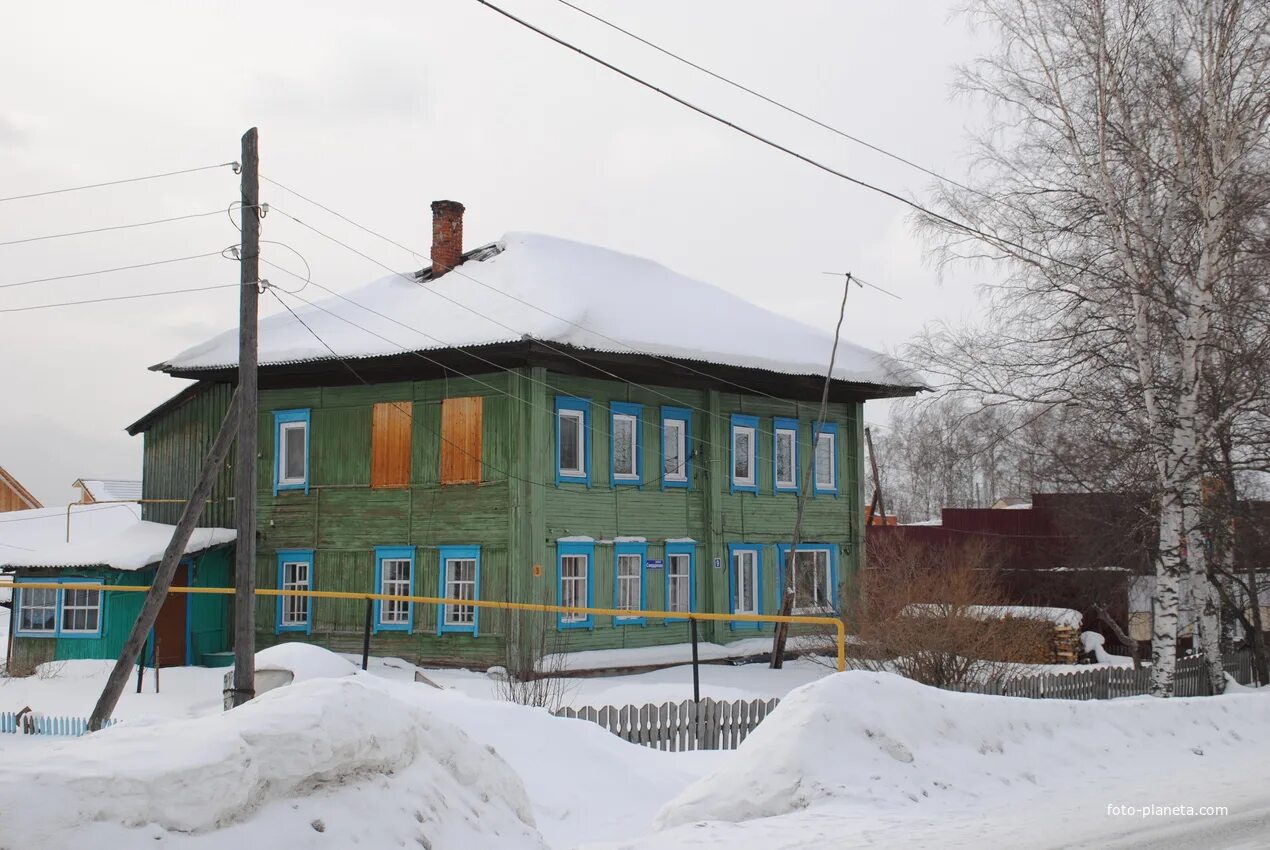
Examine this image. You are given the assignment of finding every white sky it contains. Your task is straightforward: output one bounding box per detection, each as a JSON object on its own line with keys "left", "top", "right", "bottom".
{"left": 0, "top": 0, "right": 992, "bottom": 505}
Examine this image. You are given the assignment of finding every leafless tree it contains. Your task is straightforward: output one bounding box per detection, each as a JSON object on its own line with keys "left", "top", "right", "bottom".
{"left": 911, "top": 0, "right": 1270, "bottom": 695}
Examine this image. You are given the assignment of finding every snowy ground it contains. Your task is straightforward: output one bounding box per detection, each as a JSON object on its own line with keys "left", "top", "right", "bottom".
{"left": 1, "top": 646, "right": 1267, "bottom": 849}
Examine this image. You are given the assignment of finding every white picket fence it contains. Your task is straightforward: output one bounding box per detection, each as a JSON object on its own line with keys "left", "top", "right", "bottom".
{"left": 555, "top": 697, "right": 780, "bottom": 751}
{"left": 0, "top": 712, "right": 117, "bottom": 737}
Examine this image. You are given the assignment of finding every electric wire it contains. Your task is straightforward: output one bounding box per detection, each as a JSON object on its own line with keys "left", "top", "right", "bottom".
{"left": 0, "top": 283, "right": 239, "bottom": 314}
{"left": 0, "top": 162, "right": 237, "bottom": 205}
{"left": 0, "top": 252, "right": 224, "bottom": 291}
{"left": 0, "top": 208, "right": 241, "bottom": 248}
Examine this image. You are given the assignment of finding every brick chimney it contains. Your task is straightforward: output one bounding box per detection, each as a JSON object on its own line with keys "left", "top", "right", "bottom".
{"left": 431, "top": 200, "right": 465, "bottom": 278}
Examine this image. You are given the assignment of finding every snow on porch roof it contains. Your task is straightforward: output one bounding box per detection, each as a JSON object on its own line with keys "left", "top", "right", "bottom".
{"left": 0, "top": 520, "right": 235, "bottom": 572}
{"left": 156, "top": 232, "right": 921, "bottom": 390}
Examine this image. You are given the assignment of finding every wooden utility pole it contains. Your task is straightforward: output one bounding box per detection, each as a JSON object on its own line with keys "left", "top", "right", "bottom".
{"left": 89, "top": 392, "right": 241, "bottom": 731}
{"left": 231, "top": 127, "right": 260, "bottom": 709}
{"left": 864, "top": 426, "right": 886, "bottom": 524}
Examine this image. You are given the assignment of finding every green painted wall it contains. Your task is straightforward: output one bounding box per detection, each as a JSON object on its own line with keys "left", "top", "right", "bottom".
{"left": 142, "top": 381, "right": 235, "bottom": 527}
{"left": 137, "top": 366, "right": 866, "bottom": 668}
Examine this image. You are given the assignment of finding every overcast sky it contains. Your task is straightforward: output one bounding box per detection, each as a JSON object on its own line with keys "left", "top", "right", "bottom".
{"left": 1, "top": 0, "right": 993, "bottom": 506}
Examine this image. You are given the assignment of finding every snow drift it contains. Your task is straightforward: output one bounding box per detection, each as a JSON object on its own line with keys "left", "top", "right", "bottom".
{"left": 0, "top": 675, "right": 546, "bottom": 849}
{"left": 656, "top": 671, "right": 1268, "bottom": 828}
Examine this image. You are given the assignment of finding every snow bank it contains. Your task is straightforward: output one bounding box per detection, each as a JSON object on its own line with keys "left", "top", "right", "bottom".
{"left": 255, "top": 641, "right": 356, "bottom": 682}
{"left": 656, "top": 671, "right": 1268, "bottom": 829}
{"left": 0, "top": 676, "right": 545, "bottom": 849}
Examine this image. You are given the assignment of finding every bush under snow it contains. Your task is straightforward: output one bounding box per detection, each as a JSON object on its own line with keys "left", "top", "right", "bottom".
{"left": 0, "top": 674, "right": 546, "bottom": 849}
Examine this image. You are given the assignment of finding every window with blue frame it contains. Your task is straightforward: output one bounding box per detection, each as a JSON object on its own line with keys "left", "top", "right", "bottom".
{"left": 374, "top": 546, "right": 415, "bottom": 632}
{"left": 812, "top": 422, "right": 839, "bottom": 496}
{"left": 660, "top": 407, "right": 691, "bottom": 489}
{"left": 774, "top": 417, "right": 799, "bottom": 493}
{"left": 727, "top": 544, "right": 763, "bottom": 629}
{"left": 557, "top": 540, "right": 594, "bottom": 629}
{"left": 730, "top": 414, "right": 759, "bottom": 494}
{"left": 555, "top": 397, "right": 590, "bottom": 485}
{"left": 274, "top": 409, "right": 311, "bottom": 494}
{"left": 15, "top": 579, "right": 103, "bottom": 638}
{"left": 276, "top": 550, "right": 313, "bottom": 634}
{"left": 438, "top": 545, "right": 480, "bottom": 635}
{"left": 664, "top": 542, "right": 695, "bottom": 620}
{"left": 613, "top": 541, "right": 646, "bottom": 624}
{"left": 610, "top": 402, "right": 643, "bottom": 486}
{"left": 778, "top": 543, "right": 838, "bottom": 613}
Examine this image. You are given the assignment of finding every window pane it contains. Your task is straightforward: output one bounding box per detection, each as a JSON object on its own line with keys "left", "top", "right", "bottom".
{"left": 561, "top": 553, "right": 589, "bottom": 622}
{"left": 560, "top": 413, "right": 581, "bottom": 472}
{"left": 283, "top": 424, "right": 306, "bottom": 481}
{"left": 663, "top": 420, "right": 684, "bottom": 479}
{"left": 380, "top": 558, "right": 411, "bottom": 624}
{"left": 20, "top": 587, "right": 58, "bottom": 632}
{"left": 734, "top": 428, "right": 753, "bottom": 481}
{"left": 614, "top": 415, "right": 636, "bottom": 477}
{"left": 617, "top": 553, "right": 641, "bottom": 612}
{"left": 445, "top": 557, "right": 477, "bottom": 625}
{"left": 776, "top": 431, "right": 794, "bottom": 485}
{"left": 735, "top": 551, "right": 757, "bottom": 614}
{"left": 815, "top": 433, "right": 834, "bottom": 487}
{"left": 668, "top": 554, "right": 689, "bottom": 613}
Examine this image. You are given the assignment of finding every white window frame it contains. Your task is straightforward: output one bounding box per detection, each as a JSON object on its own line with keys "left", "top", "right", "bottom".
{"left": 379, "top": 557, "right": 412, "bottom": 626}
{"left": 612, "top": 413, "right": 639, "bottom": 481}
{"left": 560, "top": 553, "right": 590, "bottom": 624}
{"left": 667, "top": 552, "right": 691, "bottom": 615}
{"left": 278, "top": 420, "right": 308, "bottom": 486}
{"left": 775, "top": 426, "right": 797, "bottom": 491}
{"left": 734, "top": 549, "right": 759, "bottom": 616}
{"left": 18, "top": 585, "right": 59, "bottom": 635}
{"left": 59, "top": 586, "right": 101, "bottom": 634}
{"left": 814, "top": 431, "right": 836, "bottom": 492}
{"left": 786, "top": 547, "right": 832, "bottom": 613}
{"left": 732, "top": 424, "right": 756, "bottom": 488}
{"left": 662, "top": 417, "right": 687, "bottom": 483}
{"left": 615, "top": 552, "right": 642, "bottom": 618}
{"left": 280, "top": 559, "right": 311, "bottom": 627}
{"left": 558, "top": 409, "right": 586, "bottom": 479}
{"left": 443, "top": 557, "right": 478, "bottom": 627}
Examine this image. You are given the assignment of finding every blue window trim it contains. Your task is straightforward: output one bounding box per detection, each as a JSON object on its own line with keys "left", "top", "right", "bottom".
{"left": 273, "top": 408, "right": 312, "bottom": 495}
{"left": 663, "top": 542, "right": 696, "bottom": 622}
{"left": 610, "top": 401, "right": 644, "bottom": 488}
{"left": 613, "top": 541, "right": 647, "bottom": 625}
{"left": 275, "top": 549, "right": 314, "bottom": 635}
{"left": 730, "top": 414, "right": 760, "bottom": 495}
{"left": 776, "top": 543, "right": 840, "bottom": 612}
{"left": 437, "top": 545, "right": 481, "bottom": 637}
{"left": 557, "top": 540, "right": 595, "bottom": 630}
{"left": 555, "top": 397, "right": 591, "bottom": 487}
{"left": 773, "top": 416, "right": 800, "bottom": 494}
{"left": 660, "top": 406, "right": 692, "bottom": 490}
{"left": 14, "top": 577, "right": 105, "bottom": 640}
{"left": 812, "top": 422, "right": 840, "bottom": 497}
{"left": 726, "top": 543, "right": 763, "bottom": 630}
{"left": 373, "top": 545, "right": 415, "bottom": 633}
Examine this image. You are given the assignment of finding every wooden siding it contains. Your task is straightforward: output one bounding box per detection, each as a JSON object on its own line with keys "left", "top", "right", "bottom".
{"left": 440, "top": 396, "right": 483, "bottom": 484}
{"left": 0, "top": 466, "right": 41, "bottom": 513}
{"left": 371, "top": 401, "right": 413, "bottom": 488}
{"left": 141, "top": 381, "right": 235, "bottom": 527}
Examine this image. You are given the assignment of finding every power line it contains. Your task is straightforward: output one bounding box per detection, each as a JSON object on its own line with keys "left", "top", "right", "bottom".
{"left": 551, "top": 0, "right": 991, "bottom": 205}
{"left": 0, "top": 162, "right": 237, "bottom": 205}
{"left": 0, "top": 251, "right": 225, "bottom": 291}
{"left": 0, "top": 503, "right": 139, "bottom": 525}
{"left": 0, "top": 283, "right": 238, "bottom": 314}
{"left": 822, "top": 271, "right": 903, "bottom": 301}
{"left": 0, "top": 208, "right": 233, "bottom": 248}
{"left": 471, "top": 0, "right": 1100, "bottom": 280}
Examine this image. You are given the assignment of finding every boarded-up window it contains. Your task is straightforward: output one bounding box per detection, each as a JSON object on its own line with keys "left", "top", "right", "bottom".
{"left": 371, "top": 401, "right": 413, "bottom": 489}
{"left": 441, "top": 396, "right": 483, "bottom": 485}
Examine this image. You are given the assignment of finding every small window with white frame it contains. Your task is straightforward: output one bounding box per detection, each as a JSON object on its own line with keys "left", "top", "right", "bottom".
{"left": 614, "top": 542, "right": 645, "bottom": 624}
{"left": 277, "top": 550, "right": 313, "bottom": 633}
{"left": 555, "top": 398, "right": 590, "bottom": 484}
{"left": 774, "top": 417, "right": 799, "bottom": 493}
{"left": 18, "top": 585, "right": 58, "bottom": 635}
{"left": 812, "top": 423, "right": 838, "bottom": 495}
{"left": 16, "top": 580, "right": 102, "bottom": 638}
{"left": 661, "top": 407, "right": 690, "bottom": 488}
{"left": 665, "top": 544, "right": 693, "bottom": 618}
{"left": 558, "top": 541, "right": 594, "bottom": 628}
{"left": 439, "top": 545, "right": 480, "bottom": 634}
{"left": 375, "top": 546, "right": 414, "bottom": 631}
{"left": 611, "top": 402, "right": 642, "bottom": 486}
{"left": 59, "top": 586, "right": 101, "bottom": 634}
{"left": 783, "top": 546, "right": 834, "bottom": 612}
{"left": 274, "top": 409, "right": 311, "bottom": 493}
{"left": 730, "top": 414, "right": 758, "bottom": 493}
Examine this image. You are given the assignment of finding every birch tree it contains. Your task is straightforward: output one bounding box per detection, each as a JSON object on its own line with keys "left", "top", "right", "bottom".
{"left": 912, "top": 0, "right": 1270, "bottom": 694}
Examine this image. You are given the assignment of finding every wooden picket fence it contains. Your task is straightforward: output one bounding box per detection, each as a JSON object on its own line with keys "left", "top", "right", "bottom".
{"left": 555, "top": 697, "right": 781, "bottom": 751}
{"left": 0, "top": 712, "right": 117, "bottom": 737}
{"left": 967, "top": 650, "right": 1257, "bottom": 700}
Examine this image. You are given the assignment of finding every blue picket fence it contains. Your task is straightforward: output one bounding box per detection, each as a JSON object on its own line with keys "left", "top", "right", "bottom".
{"left": 0, "top": 712, "right": 118, "bottom": 736}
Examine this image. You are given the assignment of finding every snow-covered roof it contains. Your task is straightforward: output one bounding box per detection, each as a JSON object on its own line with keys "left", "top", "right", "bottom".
{"left": 73, "top": 478, "right": 142, "bottom": 503}
{"left": 158, "top": 232, "right": 919, "bottom": 389}
{"left": 0, "top": 520, "right": 234, "bottom": 571}
{"left": 0, "top": 502, "right": 141, "bottom": 557}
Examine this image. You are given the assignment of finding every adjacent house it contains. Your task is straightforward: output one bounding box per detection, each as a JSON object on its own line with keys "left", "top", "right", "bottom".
{"left": 0, "top": 465, "right": 41, "bottom": 513}
{"left": 72, "top": 478, "right": 143, "bottom": 505}
{"left": 113, "top": 201, "right": 919, "bottom": 668}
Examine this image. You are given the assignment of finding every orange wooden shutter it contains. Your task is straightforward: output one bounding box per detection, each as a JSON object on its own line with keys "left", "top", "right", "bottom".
{"left": 440, "top": 396, "right": 483, "bottom": 485}
{"left": 371, "top": 401, "right": 413, "bottom": 488}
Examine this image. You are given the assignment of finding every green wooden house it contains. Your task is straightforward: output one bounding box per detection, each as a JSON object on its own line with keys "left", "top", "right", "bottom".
{"left": 124, "top": 201, "right": 920, "bottom": 668}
